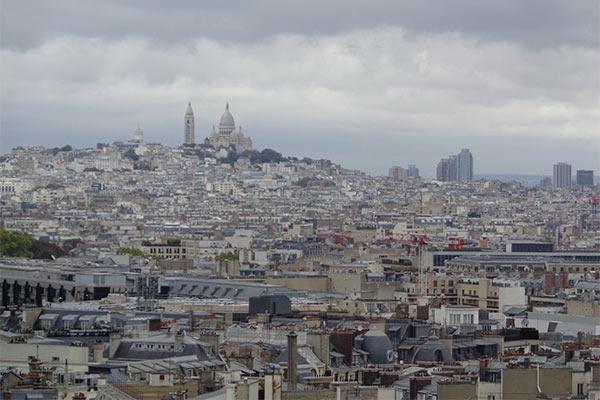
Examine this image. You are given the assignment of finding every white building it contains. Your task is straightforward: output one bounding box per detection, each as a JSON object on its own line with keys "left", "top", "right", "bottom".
{"left": 208, "top": 103, "right": 252, "bottom": 152}
{"left": 184, "top": 102, "right": 195, "bottom": 145}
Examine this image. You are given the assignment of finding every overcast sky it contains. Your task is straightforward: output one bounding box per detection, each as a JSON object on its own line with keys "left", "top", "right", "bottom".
{"left": 1, "top": 0, "right": 599, "bottom": 177}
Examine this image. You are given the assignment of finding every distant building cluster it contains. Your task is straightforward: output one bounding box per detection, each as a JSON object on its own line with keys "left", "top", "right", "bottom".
{"left": 389, "top": 164, "right": 420, "bottom": 181}
{"left": 436, "top": 148, "right": 473, "bottom": 181}
{"left": 552, "top": 163, "right": 595, "bottom": 189}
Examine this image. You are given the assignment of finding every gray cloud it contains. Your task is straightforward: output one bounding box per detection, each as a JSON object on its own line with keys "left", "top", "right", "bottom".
{"left": 2, "top": 1, "right": 598, "bottom": 50}
{"left": 1, "top": 1, "right": 599, "bottom": 177}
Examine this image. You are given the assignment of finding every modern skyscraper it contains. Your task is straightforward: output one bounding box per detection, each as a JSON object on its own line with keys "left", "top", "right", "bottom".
{"left": 184, "top": 102, "right": 195, "bottom": 145}
{"left": 447, "top": 155, "right": 458, "bottom": 181}
{"left": 407, "top": 164, "right": 419, "bottom": 178}
{"left": 457, "top": 148, "right": 473, "bottom": 181}
{"left": 553, "top": 162, "right": 572, "bottom": 188}
{"left": 576, "top": 170, "right": 594, "bottom": 186}
{"left": 389, "top": 166, "right": 407, "bottom": 181}
{"left": 437, "top": 159, "right": 449, "bottom": 181}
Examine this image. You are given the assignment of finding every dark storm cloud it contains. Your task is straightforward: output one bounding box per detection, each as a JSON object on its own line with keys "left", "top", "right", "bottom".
{"left": 2, "top": 0, "right": 598, "bottom": 50}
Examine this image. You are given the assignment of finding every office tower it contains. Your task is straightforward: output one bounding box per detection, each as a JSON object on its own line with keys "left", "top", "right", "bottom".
{"left": 540, "top": 177, "right": 552, "bottom": 188}
{"left": 447, "top": 156, "right": 458, "bottom": 181}
{"left": 457, "top": 148, "right": 474, "bottom": 181}
{"left": 576, "top": 170, "right": 594, "bottom": 186}
{"left": 184, "top": 102, "right": 195, "bottom": 145}
{"left": 389, "top": 166, "right": 407, "bottom": 181}
{"left": 407, "top": 164, "right": 420, "bottom": 178}
{"left": 437, "top": 159, "right": 449, "bottom": 181}
{"left": 553, "top": 162, "right": 572, "bottom": 188}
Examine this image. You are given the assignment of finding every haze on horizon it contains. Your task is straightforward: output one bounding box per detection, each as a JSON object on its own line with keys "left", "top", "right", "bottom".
{"left": 1, "top": 0, "right": 599, "bottom": 178}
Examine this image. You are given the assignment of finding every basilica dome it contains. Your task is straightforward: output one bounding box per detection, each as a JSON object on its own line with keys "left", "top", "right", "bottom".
{"left": 219, "top": 103, "right": 235, "bottom": 134}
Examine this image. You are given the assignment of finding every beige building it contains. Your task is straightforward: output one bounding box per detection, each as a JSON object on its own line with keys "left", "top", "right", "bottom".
{"left": 427, "top": 276, "right": 526, "bottom": 312}
{"left": 0, "top": 343, "right": 89, "bottom": 372}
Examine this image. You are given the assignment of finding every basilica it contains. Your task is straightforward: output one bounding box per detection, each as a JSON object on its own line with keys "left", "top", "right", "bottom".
{"left": 207, "top": 103, "right": 252, "bottom": 152}
{"left": 184, "top": 102, "right": 252, "bottom": 152}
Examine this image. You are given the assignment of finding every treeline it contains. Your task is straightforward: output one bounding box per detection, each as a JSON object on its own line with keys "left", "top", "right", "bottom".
{"left": 0, "top": 229, "right": 81, "bottom": 260}
{"left": 44, "top": 145, "right": 72, "bottom": 156}
{"left": 219, "top": 148, "right": 287, "bottom": 165}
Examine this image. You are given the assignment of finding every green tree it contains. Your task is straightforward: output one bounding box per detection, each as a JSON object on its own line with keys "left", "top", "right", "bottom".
{"left": 116, "top": 247, "right": 144, "bottom": 256}
{"left": 166, "top": 238, "right": 181, "bottom": 246}
{"left": 294, "top": 177, "right": 311, "bottom": 187}
{"left": 216, "top": 251, "right": 239, "bottom": 260}
{"left": 123, "top": 148, "right": 139, "bottom": 161}
{"left": 258, "top": 148, "right": 285, "bottom": 163}
{"left": 30, "top": 239, "right": 66, "bottom": 259}
{"left": 0, "top": 230, "right": 34, "bottom": 258}
{"left": 46, "top": 183, "right": 64, "bottom": 189}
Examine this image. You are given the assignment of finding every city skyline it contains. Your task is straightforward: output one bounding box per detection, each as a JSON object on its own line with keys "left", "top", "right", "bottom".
{"left": 1, "top": 1, "right": 599, "bottom": 177}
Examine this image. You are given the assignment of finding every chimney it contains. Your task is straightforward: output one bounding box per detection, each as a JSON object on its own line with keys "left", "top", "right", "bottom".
{"left": 479, "top": 358, "right": 488, "bottom": 379}
{"left": 265, "top": 373, "right": 282, "bottom": 400}
{"left": 258, "top": 313, "right": 270, "bottom": 330}
{"left": 23, "top": 306, "right": 43, "bottom": 329}
{"left": 109, "top": 331, "right": 121, "bottom": 359}
{"left": 307, "top": 331, "right": 330, "bottom": 367}
{"left": 287, "top": 331, "right": 298, "bottom": 390}
{"left": 198, "top": 330, "right": 220, "bottom": 354}
{"left": 565, "top": 347, "right": 575, "bottom": 363}
{"left": 559, "top": 271, "right": 568, "bottom": 289}
{"left": 409, "top": 376, "right": 431, "bottom": 400}
{"left": 189, "top": 309, "right": 195, "bottom": 333}
{"left": 175, "top": 330, "right": 185, "bottom": 351}
{"left": 93, "top": 341, "right": 104, "bottom": 364}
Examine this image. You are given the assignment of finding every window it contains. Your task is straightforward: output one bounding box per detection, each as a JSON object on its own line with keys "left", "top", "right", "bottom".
{"left": 577, "top": 383, "right": 583, "bottom": 395}
{"left": 488, "top": 395, "right": 495, "bottom": 400}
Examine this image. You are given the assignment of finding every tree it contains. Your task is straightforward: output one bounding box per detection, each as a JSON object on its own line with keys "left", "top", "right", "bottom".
{"left": 123, "top": 148, "right": 139, "bottom": 161}
{"left": 294, "top": 177, "right": 311, "bottom": 187}
{"left": 216, "top": 251, "right": 239, "bottom": 260}
{"left": 166, "top": 238, "right": 181, "bottom": 246}
{"left": 30, "top": 239, "right": 67, "bottom": 259}
{"left": 258, "top": 148, "right": 285, "bottom": 163}
{"left": 0, "top": 230, "right": 33, "bottom": 258}
{"left": 46, "top": 183, "right": 64, "bottom": 189}
{"left": 116, "top": 247, "right": 143, "bottom": 256}
{"left": 141, "top": 240, "right": 152, "bottom": 246}
{"left": 62, "top": 239, "right": 83, "bottom": 252}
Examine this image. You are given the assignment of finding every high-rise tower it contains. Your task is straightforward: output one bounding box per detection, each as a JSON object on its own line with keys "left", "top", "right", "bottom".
{"left": 457, "top": 148, "right": 473, "bottom": 181}
{"left": 184, "top": 102, "right": 195, "bottom": 145}
{"left": 553, "top": 162, "right": 572, "bottom": 188}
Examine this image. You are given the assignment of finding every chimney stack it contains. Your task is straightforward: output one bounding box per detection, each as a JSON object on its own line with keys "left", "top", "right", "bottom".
{"left": 93, "top": 341, "right": 104, "bottom": 364}
{"left": 287, "top": 331, "right": 298, "bottom": 390}
{"left": 189, "top": 308, "right": 195, "bottom": 333}
{"left": 109, "top": 331, "right": 121, "bottom": 359}
{"left": 175, "top": 330, "right": 185, "bottom": 351}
